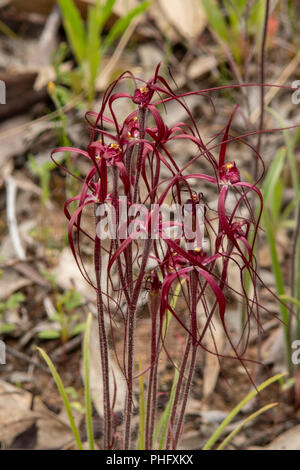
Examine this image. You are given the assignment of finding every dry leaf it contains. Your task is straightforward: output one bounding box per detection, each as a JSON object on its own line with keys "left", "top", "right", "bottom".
{"left": 0, "top": 268, "right": 31, "bottom": 300}
{"left": 202, "top": 318, "right": 225, "bottom": 398}
{"left": 0, "top": 380, "right": 37, "bottom": 447}
{"left": 84, "top": 317, "right": 127, "bottom": 416}
{"left": 157, "top": 0, "right": 206, "bottom": 40}
{"left": 52, "top": 247, "right": 95, "bottom": 302}
{"left": 266, "top": 425, "right": 300, "bottom": 450}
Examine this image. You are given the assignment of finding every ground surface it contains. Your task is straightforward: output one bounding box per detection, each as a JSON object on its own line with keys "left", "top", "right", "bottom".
{"left": 0, "top": 0, "right": 300, "bottom": 451}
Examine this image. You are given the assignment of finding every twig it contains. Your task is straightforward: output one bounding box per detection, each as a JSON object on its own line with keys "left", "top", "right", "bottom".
{"left": 37, "top": 5, "right": 61, "bottom": 66}
{"left": 6, "top": 345, "right": 50, "bottom": 374}
{"left": 6, "top": 177, "right": 26, "bottom": 261}
{"left": 250, "top": 50, "right": 300, "bottom": 125}
{"left": 50, "top": 335, "right": 82, "bottom": 362}
{"left": 96, "top": 15, "right": 141, "bottom": 91}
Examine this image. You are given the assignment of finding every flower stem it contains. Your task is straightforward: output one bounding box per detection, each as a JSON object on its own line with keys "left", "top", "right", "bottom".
{"left": 124, "top": 238, "right": 152, "bottom": 449}
{"left": 94, "top": 204, "right": 112, "bottom": 449}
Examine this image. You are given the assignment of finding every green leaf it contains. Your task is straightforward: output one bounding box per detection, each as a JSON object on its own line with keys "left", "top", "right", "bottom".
{"left": 153, "top": 368, "right": 179, "bottom": 449}
{"left": 71, "top": 401, "right": 85, "bottom": 414}
{"left": 249, "top": 0, "right": 266, "bottom": 36}
{"left": 272, "top": 178, "right": 284, "bottom": 226}
{"left": 70, "top": 322, "right": 86, "bottom": 337}
{"left": 49, "top": 312, "right": 61, "bottom": 323}
{"left": 217, "top": 402, "right": 278, "bottom": 450}
{"left": 38, "top": 330, "right": 61, "bottom": 340}
{"left": 101, "top": 1, "right": 150, "bottom": 54}
{"left": 0, "top": 323, "right": 16, "bottom": 334}
{"left": 267, "top": 107, "right": 299, "bottom": 199}
{"left": 203, "top": 373, "right": 286, "bottom": 450}
{"left": 201, "top": 0, "right": 230, "bottom": 43}
{"left": 6, "top": 293, "right": 25, "bottom": 309}
{"left": 83, "top": 313, "right": 94, "bottom": 450}
{"left": 37, "top": 347, "right": 83, "bottom": 450}
{"left": 58, "top": 0, "right": 86, "bottom": 65}
{"left": 86, "top": 0, "right": 104, "bottom": 100}
{"left": 263, "top": 208, "right": 292, "bottom": 375}
{"left": 262, "top": 147, "right": 286, "bottom": 207}
{"left": 65, "top": 386, "right": 78, "bottom": 400}
{"left": 162, "top": 279, "right": 184, "bottom": 339}
{"left": 280, "top": 294, "right": 300, "bottom": 310}
{"left": 97, "top": 0, "right": 117, "bottom": 32}
{"left": 62, "top": 290, "right": 82, "bottom": 312}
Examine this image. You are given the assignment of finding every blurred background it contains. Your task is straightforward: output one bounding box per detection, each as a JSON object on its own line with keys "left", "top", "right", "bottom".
{"left": 0, "top": 0, "right": 300, "bottom": 450}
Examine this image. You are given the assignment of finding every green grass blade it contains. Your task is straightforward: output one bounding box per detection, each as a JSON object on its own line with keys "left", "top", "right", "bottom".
{"left": 280, "top": 294, "right": 300, "bottom": 310}
{"left": 263, "top": 208, "right": 292, "bottom": 375}
{"left": 83, "top": 313, "right": 94, "bottom": 450}
{"left": 272, "top": 178, "right": 284, "bottom": 227}
{"left": 266, "top": 107, "right": 299, "bottom": 199}
{"left": 98, "top": 0, "right": 117, "bottom": 33}
{"left": 201, "top": 0, "right": 230, "bottom": 43}
{"left": 216, "top": 402, "right": 277, "bottom": 450}
{"left": 101, "top": 1, "right": 150, "bottom": 54}
{"left": 137, "top": 357, "right": 145, "bottom": 450}
{"left": 37, "top": 347, "right": 83, "bottom": 450}
{"left": 58, "top": 0, "right": 86, "bottom": 65}
{"left": 87, "top": 0, "right": 103, "bottom": 101}
{"left": 262, "top": 147, "right": 286, "bottom": 206}
{"left": 261, "top": 143, "right": 292, "bottom": 374}
{"left": 203, "top": 373, "right": 286, "bottom": 450}
{"left": 153, "top": 368, "right": 179, "bottom": 450}
{"left": 162, "top": 279, "right": 184, "bottom": 339}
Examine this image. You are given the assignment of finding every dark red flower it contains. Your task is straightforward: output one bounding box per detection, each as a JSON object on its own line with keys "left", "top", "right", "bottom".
{"left": 219, "top": 161, "right": 240, "bottom": 184}
{"left": 133, "top": 85, "right": 154, "bottom": 107}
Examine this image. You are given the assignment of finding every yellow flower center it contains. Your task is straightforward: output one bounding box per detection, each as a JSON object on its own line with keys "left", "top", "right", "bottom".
{"left": 109, "top": 143, "right": 121, "bottom": 150}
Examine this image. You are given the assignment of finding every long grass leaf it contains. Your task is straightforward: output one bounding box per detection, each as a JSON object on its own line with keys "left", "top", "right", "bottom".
{"left": 98, "top": 0, "right": 117, "bottom": 33}
{"left": 58, "top": 0, "right": 86, "bottom": 65}
{"left": 201, "top": 0, "right": 230, "bottom": 42}
{"left": 217, "top": 403, "right": 277, "bottom": 450}
{"left": 203, "top": 373, "right": 286, "bottom": 450}
{"left": 162, "top": 279, "right": 185, "bottom": 339}
{"left": 101, "top": 1, "right": 150, "bottom": 54}
{"left": 87, "top": 0, "right": 103, "bottom": 101}
{"left": 153, "top": 368, "right": 179, "bottom": 449}
{"left": 37, "top": 347, "right": 83, "bottom": 450}
{"left": 263, "top": 207, "right": 292, "bottom": 374}
{"left": 262, "top": 147, "right": 286, "bottom": 206}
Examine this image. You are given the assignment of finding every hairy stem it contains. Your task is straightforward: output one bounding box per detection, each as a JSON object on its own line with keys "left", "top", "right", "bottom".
{"left": 124, "top": 238, "right": 152, "bottom": 449}
{"left": 166, "top": 337, "right": 191, "bottom": 449}
{"left": 94, "top": 204, "right": 112, "bottom": 449}
{"left": 145, "top": 289, "right": 160, "bottom": 449}
{"left": 172, "top": 270, "right": 198, "bottom": 448}
{"left": 133, "top": 107, "right": 146, "bottom": 204}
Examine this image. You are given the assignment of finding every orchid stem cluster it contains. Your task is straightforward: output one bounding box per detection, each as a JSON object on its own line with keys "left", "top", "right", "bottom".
{"left": 52, "top": 65, "right": 282, "bottom": 450}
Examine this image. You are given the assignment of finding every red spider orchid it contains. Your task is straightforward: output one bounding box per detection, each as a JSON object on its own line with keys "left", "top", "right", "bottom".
{"left": 51, "top": 66, "right": 299, "bottom": 452}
